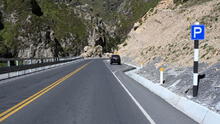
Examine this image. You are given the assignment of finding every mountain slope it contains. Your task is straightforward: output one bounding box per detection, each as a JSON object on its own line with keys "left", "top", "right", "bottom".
{"left": 0, "top": 0, "right": 160, "bottom": 58}
{"left": 119, "top": 0, "right": 220, "bottom": 67}
{"left": 0, "top": 0, "right": 88, "bottom": 58}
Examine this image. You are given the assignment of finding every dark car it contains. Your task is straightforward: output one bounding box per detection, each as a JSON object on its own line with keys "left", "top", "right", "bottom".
{"left": 110, "top": 55, "right": 121, "bottom": 65}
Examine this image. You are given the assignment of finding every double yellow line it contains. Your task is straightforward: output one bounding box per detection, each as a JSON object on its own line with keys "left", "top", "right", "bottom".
{"left": 0, "top": 62, "right": 90, "bottom": 122}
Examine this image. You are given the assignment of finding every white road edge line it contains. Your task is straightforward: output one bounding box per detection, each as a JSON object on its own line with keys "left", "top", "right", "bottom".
{"left": 104, "top": 61, "right": 156, "bottom": 124}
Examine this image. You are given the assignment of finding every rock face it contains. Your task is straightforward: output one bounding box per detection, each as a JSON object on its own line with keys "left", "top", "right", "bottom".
{"left": 17, "top": 27, "right": 65, "bottom": 58}
{"left": 0, "top": 0, "right": 160, "bottom": 58}
{"left": 81, "top": 45, "right": 103, "bottom": 58}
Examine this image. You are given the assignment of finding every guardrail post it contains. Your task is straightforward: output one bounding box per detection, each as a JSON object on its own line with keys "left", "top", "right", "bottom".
{"left": 7, "top": 60, "right": 10, "bottom": 67}
{"left": 30, "top": 59, "right": 32, "bottom": 73}
{"left": 16, "top": 60, "right": 19, "bottom": 76}
{"left": 7, "top": 60, "right": 10, "bottom": 78}
{"left": 16, "top": 60, "right": 19, "bottom": 66}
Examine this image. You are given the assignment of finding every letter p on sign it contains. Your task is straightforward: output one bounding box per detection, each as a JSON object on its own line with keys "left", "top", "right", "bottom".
{"left": 191, "top": 25, "right": 205, "bottom": 40}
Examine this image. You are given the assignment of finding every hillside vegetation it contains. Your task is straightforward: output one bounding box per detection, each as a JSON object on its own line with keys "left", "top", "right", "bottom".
{"left": 0, "top": 0, "right": 88, "bottom": 58}
{"left": 0, "top": 0, "right": 161, "bottom": 58}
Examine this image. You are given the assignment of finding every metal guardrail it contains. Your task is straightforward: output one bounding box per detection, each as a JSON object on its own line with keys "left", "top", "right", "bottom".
{"left": 0, "top": 57, "right": 83, "bottom": 74}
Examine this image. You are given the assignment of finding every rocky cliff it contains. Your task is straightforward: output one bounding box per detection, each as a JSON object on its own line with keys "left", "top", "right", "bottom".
{"left": 0, "top": 0, "right": 160, "bottom": 58}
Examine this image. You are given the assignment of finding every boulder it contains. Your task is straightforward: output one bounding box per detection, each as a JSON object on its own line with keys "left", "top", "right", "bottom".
{"left": 81, "top": 45, "right": 103, "bottom": 58}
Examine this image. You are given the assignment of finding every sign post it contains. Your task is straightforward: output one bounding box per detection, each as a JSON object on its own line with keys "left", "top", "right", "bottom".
{"left": 191, "top": 22, "right": 205, "bottom": 97}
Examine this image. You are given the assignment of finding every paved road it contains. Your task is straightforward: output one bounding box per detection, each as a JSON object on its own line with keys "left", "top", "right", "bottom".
{"left": 0, "top": 59, "right": 197, "bottom": 124}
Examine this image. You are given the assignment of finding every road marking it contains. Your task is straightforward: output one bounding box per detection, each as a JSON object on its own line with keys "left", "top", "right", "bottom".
{"left": 0, "top": 62, "right": 90, "bottom": 122}
{"left": 104, "top": 61, "right": 156, "bottom": 124}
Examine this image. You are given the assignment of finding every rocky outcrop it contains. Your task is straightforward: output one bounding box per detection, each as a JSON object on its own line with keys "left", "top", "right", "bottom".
{"left": 81, "top": 45, "right": 103, "bottom": 58}
{"left": 71, "top": 3, "right": 111, "bottom": 51}
{"left": 17, "top": 27, "right": 65, "bottom": 58}
{"left": 69, "top": 2, "right": 119, "bottom": 57}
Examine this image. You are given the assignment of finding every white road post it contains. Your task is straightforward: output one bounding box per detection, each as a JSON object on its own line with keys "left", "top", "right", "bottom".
{"left": 141, "top": 62, "right": 144, "bottom": 68}
{"left": 160, "top": 68, "right": 165, "bottom": 85}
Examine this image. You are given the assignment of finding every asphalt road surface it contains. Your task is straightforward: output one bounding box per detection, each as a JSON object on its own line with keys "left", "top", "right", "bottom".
{"left": 0, "top": 59, "right": 197, "bottom": 124}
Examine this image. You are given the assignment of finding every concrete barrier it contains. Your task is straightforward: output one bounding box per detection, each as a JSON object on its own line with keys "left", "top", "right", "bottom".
{"left": 203, "top": 110, "right": 220, "bottom": 124}
{"left": 0, "top": 74, "right": 8, "bottom": 80}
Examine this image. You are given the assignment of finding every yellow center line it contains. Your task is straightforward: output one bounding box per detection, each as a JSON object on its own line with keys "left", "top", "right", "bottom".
{"left": 0, "top": 62, "right": 90, "bottom": 122}
{"left": 0, "top": 66, "right": 78, "bottom": 118}
{"left": 0, "top": 78, "right": 64, "bottom": 118}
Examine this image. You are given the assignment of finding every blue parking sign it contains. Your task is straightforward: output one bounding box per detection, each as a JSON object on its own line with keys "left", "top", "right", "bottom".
{"left": 191, "top": 25, "right": 205, "bottom": 40}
